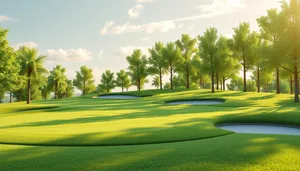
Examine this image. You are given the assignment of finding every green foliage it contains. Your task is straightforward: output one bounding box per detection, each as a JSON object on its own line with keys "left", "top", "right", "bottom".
{"left": 17, "top": 47, "right": 48, "bottom": 104}
{"left": 48, "top": 65, "right": 67, "bottom": 99}
{"left": 191, "top": 56, "right": 210, "bottom": 89}
{"left": 127, "top": 49, "right": 148, "bottom": 91}
{"left": 148, "top": 42, "right": 167, "bottom": 90}
{"left": 0, "top": 28, "right": 20, "bottom": 100}
{"left": 98, "top": 70, "right": 116, "bottom": 93}
{"left": 277, "top": 0, "right": 300, "bottom": 101}
{"left": 230, "top": 22, "right": 258, "bottom": 92}
{"left": 152, "top": 76, "right": 160, "bottom": 89}
{"left": 162, "top": 42, "right": 183, "bottom": 89}
{"left": 198, "top": 27, "right": 219, "bottom": 92}
{"left": 175, "top": 34, "right": 198, "bottom": 89}
{"left": 73, "top": 66, "right": 96, "bottom": 95}
{"left": 115, "top": 70, "right": 131, "bottom": 92}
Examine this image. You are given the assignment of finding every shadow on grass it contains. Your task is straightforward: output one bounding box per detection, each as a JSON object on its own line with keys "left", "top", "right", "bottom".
{"left": 1, "top": 134, "right": 300, "bottom": 171}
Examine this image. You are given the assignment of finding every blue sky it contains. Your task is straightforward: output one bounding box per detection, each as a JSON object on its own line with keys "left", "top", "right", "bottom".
{"left": 0, "top": 0, "right": 281, "bottom": 90}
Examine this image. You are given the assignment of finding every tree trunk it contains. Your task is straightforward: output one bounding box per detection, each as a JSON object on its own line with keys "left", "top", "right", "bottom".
{"left": 290, "top": 77, "right": 293, "bottom": 95}
{"left": 243, "top": 62, "right": 247, "bottom": 92}
{"left": 216, "top": 73, "right": 219, "bottom": 90}
{"left": 9, "top": 92, "right": 12, "bottom": 103}
{"left": 83, "top": 82, "right": 86, "bottom": 96}
{"left": 223, "top": 77, "right": 226, "bottom": 91}
{"left": 18, "top": 91, "right": 21, "bottom": 102}
{"left": 55, "top": 82, "right": 58, "bottom": 99}
{"left": 122, "top": 86, "right": 124, "bottom": 92}
{"left": 186, "top": 65, "right": 190, "bottom": 89}
{"left": 276, "top": 68, "right": 280, "bottom": 94}
{"left": 170, "top": 67, "right": 173, "bottom": 90}
{"left": 27, "top": 78, "right": 31, "bottom": 104}
{"left": 294, "top": 65, "right": 299, "bottom": 102}
{"left": 211, "top": 72, "right": 215, "bottom": 93}
{"left": 257, "top": 69, "right": 260, "bottom": 93}
{"left": 159, "top": 68, "right": 163, "bottom": 90}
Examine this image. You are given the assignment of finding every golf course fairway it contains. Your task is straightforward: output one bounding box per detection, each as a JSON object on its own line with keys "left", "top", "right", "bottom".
{"left": 1, "top": 89, "right": 300, "bottom": 170}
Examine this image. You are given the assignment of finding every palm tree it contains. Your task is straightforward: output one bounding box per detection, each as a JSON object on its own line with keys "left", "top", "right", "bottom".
{"left": 48, "top": 65, "right": 67, "bottom": 99}
{"left": 152, "top": 76, "right": 160, "bottom": 89}
{"left": 18, "top": 47, "right": 47, "bottom": 104}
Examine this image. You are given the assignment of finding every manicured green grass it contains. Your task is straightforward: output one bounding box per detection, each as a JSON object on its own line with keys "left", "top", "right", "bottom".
{"left": 0, "top": 89, "right": 300, "bottom": 170}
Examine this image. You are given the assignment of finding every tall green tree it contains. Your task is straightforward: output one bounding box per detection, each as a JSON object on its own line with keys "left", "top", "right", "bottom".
{"left": 198, "top": 27, "right": 219, "bottom": 93}
{"left": 216, "top": 36, "right": 240, "bottom": 91}
{"left": 73, "top": 66, "right": 96, "bottom": 95}
{"left": 230, "top": 22, "right": 257, "bottom": 92}
{"left": 115, "top": 70, "right": 131, "bottom": 92}
{"left": 18, "top": 47, "right": 48, "bottom": 104}
{"left": 98, "top": 70, "right": 115, "bottom": 93}
{"left": 0, "top": 28, "right": 19, "bottom": 101}
{"left": 48, "top": 65, "right": 67, "bottom": 99}
{"left": 162, "top": 42, "right": 182, "bottom": 89}
{"left": 175, "top": 34, "right": 198, "bottom": 89}
{"left": 148, "top": 42, "right": 167, "bottom": 90}
{"left": 126, "top": 49, "right": 148, "bottom": 91}
{"left": 278, "top": 0, "right": 300, "bottom": 102}
{"left": 257, "top": 8, "right": 285, "bottom": 94}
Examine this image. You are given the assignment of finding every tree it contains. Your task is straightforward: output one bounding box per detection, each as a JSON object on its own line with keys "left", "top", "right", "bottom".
{"left": 73, "top": 66, "right": 96, "bottom": 95}
{"left": 216, "top": 36, "right": 240, "bottom": 91}
{"left": 0, "top": 28, "right": 19, "bottom": 102}
{"left": 98, "top": 70, "right": 115, "bottom": 93}
{"left": 152, "top": 76, "right": 160, "bottom": 89}
{"left": 278, "top": 0, "right": 300, "bottom": 102}
{"left": 162, "top": 42, "right": 182, "bottom": 89}
{"left": 198, "top": 27, "right": 219, "bottom": 93}
{"left": 18, "top": 47, "right": 48, "bottom": 104}
{"left": 257, "top": 8, "right": 286, "bottom": 94}
{"left": 251, "top": 37, "right": 270, "bottom": 92}
{"left": 115, "top": 70, "right": 131, "bottom": 92}
{"left": 126, "top": 49, "right": 148, "bottom": 91}
{"left": 175, "top": 34, "right": 198, "bottom": 89}
{"left": 191, "top": 56, "right": 209, "bottom": 89}
{"left": 230, "top": 22, "right": 257, "bottom": 92}
{"left": 63, "top": 80, "right": 74, "bottom": 98}
{"left": 148, "top": 42, "right": 167, "bottom": 90}
{"left": 13, "top": 75, "right": 27, "bottom": 102}
{"left": 48, "top": 65, "right": 67, "bottom": 99}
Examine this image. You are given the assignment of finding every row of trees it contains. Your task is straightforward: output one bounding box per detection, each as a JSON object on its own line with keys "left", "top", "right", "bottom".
{"left": 1, "top": 0, "right": 299, "bottom": 103}
{"left": 124, "top": 0, "right": 300, "bottom": 102}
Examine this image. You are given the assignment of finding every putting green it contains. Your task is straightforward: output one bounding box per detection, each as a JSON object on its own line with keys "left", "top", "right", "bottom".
{"left": 1, "top": 89, "right": 300, "bottom": 146}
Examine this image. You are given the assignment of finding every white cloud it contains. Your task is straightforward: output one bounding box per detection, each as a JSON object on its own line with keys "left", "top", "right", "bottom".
{"left": 100, "top": 0, "right": 244, "bottom": 35}
{"left": 100, "top": 20, "right": 177, "bottom": 35}
{"left": 197, "top": 0, "right": 244, "bottom": 17}
{"left": 128, "top": 4, "right": 144, "bottom": 18}
{"left": 0, "top": 15, "right": 10, "bottom": 21}
{"left": 142, "top": 36, "right": 151, "bottom": 41}
{"left": 113, "top": 46, "right": 150, "bottom": 58}
{"left": 12, "top": 41, "right": 38, "bottom": 50}
{"left": 47, "top": 48, "right": 92, "bottom": 62}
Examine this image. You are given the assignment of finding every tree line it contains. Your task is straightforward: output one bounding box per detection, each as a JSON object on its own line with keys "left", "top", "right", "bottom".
{"left": 0, "top": 0, "right": 300, "bottom": 103}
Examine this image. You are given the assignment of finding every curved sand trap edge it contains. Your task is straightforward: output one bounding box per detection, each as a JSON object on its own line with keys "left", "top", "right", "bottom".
{"left": 165, "top": 99, "right": 225, "bottom": 105}
{"left": 216, "top": 123, "right": 300, "bottom": 136}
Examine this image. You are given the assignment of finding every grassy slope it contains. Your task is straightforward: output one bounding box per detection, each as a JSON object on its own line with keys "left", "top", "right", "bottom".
{"left": 1, "top": 89, "right": 300, "bottom": 170}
